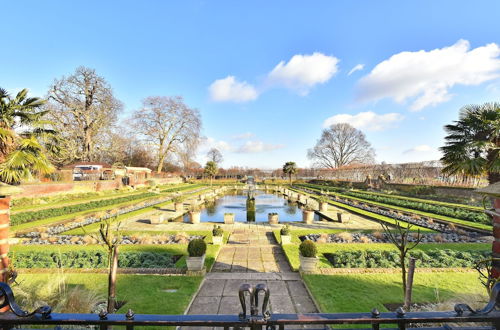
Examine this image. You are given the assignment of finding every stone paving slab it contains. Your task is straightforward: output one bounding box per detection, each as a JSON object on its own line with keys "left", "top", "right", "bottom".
{"left": 183, "top": 223, "right": 323, "bottom": 329}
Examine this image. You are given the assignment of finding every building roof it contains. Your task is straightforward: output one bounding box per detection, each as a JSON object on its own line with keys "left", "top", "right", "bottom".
{"left": 125, "top": 166, "right": 152, "bottom": 173}
{"left": 62, "top": 162, "right": 112, "bottom": 169}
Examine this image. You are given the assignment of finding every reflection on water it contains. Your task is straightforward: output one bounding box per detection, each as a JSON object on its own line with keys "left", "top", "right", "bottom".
{"left": 182, "top": 190, "right": 309, "bottom": 222}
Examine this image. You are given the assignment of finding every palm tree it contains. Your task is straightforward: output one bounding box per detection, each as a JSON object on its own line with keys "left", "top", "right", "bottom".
{"left": 440, "top": 102, "right": 500, "bottom": 184}
{"left": 0, "top": 88, "right": 57, "bottom": 184}
{"left": 204, "top": 161, "right": 218, "bottom": 186}
{"left": 282, "top": 161, "right": 298, "bottom": 185}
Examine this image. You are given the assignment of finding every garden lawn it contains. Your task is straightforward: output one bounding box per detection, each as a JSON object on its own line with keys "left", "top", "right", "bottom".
{"left": 14, "top": 272, "right": 202, "bottom": 315}
{"left": 303, "top": 272, "right": 486, "bottom": 328}
{"left": 294, "top": 185, "right": 491, "bottom": 232}
{"left": 281, "top": 242, "right": 490, "bottom": 271}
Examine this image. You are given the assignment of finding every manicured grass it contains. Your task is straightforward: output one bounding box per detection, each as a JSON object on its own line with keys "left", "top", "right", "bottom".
{"left": 62, "top": 187, "right": 211, "bottom": 235}
{"left": 288, "top": 187, "right": 435, "bottom": 233}
{"left": 293, "top": 186, "right": 491, "bottom": 232}
{"left": 14, "top": 272, "right": 202, "bottom": 315}
{"left": 303, "top": 272, "right": 486, "bottom": 328}
{"left": 280, "top": 242, "right": 490, "bottom": 271}
{"left": 12, "top": 185, "right": 209, "bottom": 234}
{"left": 299, "top": 183, "right": 483, "bottom": 211}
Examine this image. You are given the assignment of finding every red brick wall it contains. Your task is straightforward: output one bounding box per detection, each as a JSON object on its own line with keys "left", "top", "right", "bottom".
{"left": 492, "top": 198, "right": 500, "bottom": 278}
{"left": 16, "top": 183, "right": 75, "bottom": 198}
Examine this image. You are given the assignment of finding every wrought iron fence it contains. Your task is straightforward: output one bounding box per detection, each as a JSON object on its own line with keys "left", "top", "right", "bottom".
{"left": 0, "top": 282, "right": 499, "bottom": 329}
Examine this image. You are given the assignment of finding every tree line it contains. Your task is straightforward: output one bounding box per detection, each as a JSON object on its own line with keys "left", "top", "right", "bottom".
{"left": 0, "top": 66, "right": 203, "bottom": 184}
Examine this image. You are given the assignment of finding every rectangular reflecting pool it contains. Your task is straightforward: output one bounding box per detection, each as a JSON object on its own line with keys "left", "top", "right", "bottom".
{"left": 180, "top": 189, "right": 319, "bottom": 222}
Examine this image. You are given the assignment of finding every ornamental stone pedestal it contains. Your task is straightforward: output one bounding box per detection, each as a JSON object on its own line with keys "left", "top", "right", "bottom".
{"left": 476, "top": 182, "right": 500, "bottom": 278}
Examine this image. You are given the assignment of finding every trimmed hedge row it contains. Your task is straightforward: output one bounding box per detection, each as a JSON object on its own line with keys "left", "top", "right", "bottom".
{"left": 11, "top": 250, "right": 176, "bottom": 268}
{"left": 161, "top": 184, "right": 203, "bottom": 193}
{"left": 343, "top": 191, "right": 489, "bottom": 224}
{"left": 297, "top": 183, "right": 489, "bottom": 225}
{"left": 324, "top": 249, "right": 490, "bottom": 268}
{"left": 11, "top": 192, "right": 157, "bottom": 226}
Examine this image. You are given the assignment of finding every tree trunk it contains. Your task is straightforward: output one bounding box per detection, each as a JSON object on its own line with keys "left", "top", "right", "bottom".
{"left": 107, "top": 245, "right": 118, "bottom": 313}
{"left": 487, "top": 149, "right": 500, "bottom": 184}
{"left": 289, "top": 174, "right": 292, "bottom": 185}
{"left": 210, "top": 176, "right": 213, "bottom": 186}
{"left": 401, "top": 251, "right": 407, "bottom": 300}
{"left": 404, "top": 257, "right": 416, "bottom": 310}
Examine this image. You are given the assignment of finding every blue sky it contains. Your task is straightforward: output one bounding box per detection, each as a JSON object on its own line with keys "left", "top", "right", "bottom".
{"left": 2, "top": 1, "right": 500, "bottom": 168}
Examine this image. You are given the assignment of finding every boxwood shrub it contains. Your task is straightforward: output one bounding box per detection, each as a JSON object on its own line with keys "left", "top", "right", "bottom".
{"left": 11, "top": 192, "right": 157, "bottom": 226}
{"left": 11, "top": 250, "right": 176, "bottom": 268}
{"left": 324, "top": 249, "right": 490, "bottom": 268}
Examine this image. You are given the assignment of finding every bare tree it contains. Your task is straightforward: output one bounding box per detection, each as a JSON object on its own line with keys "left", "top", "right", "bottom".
{"left": 131, "top": 96, "right": 201, "bottom": 173}
{"left": 207, "top": 148, "right": 223, "bottom": 165}
{"left": 308, "top": 123, "right": 375, "bottom": 169}
{"left": 46, "top": 66, "right": 122, "bottom": 163}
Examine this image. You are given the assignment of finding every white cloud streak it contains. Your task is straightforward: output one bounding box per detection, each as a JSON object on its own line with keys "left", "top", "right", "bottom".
{"left": 209, "top": 76, "right": 258, "bottom": 102}
{"left": 235, "top": 140, "right": 284, "bottom": 153}
{"left": 357, "top": 40, "right": 500, "bottom": 111}
{"left": 348, "top": 64, "right": 365, "bottom": 76}
{"left": 267, "top": 52, "right": 339, "bottom": 95}
{"left": 323, "top": 111, "right": 404, "bottom": 131}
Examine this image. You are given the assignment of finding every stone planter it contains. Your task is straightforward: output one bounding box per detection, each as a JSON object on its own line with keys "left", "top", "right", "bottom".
{"left": 299, "top": 255, "right": 318, "bottom": 272}
{"left": 212, "top": 235, "right": 223, "bottom": 245}
{"left": 268, "top": 213, "right": 279, "bottom": 224}
{"left": 319, "top": 202, "right": 328, "bottom": 212}
{"left": 150, "top": 214, "right": 165, "bottom": 224}
{"left": 186, "top": 254, "right": 206, "bottom": 271}
{"left": 281, "top": 235, "right": 291, "bottom": 245}
{"left": 189, "top": 211, "right": 201, "bottom": 224}
{"left": 337, "top": 212, "right": 350, "bottom": 223}
{"left": 224, "top": 213, "right": 235, "bottom": 224}
{"left": 174, "top": 202, "right": 184, "bottom": 212}
{"left": 302, "top": 210, "right": 314, "bottom": 224}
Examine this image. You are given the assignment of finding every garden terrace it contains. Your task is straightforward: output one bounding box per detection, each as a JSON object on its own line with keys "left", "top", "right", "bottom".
{"left": 292, "top": 184, "right": 492, "bottom": 234}
{"left": 13, "top": 185, "right": 209, "bottom": 237}
{"left": 299, "top": 183, "right": 488, "bottom": 223}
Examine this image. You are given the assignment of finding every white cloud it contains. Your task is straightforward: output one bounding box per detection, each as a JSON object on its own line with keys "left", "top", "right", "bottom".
{"left": 357, "top": 40, "right": 500, "bottom": 111}
{"left": 235, "top": 140, "right": 284, "bottom": 153}
{"left": 199, "top": 137, "right": 233, "bottom": 153}
{"left": 231, "top": 132, "right": 255, "bottom": 140}
{"left": 404, "top": 144, "right": 432, "bottom": 154}
{"left": 348, "top": 64, "right": 365, "bottom": 76}
{"left": 267, "top": 52, "right": 339, "bottom": 95}
{"left": 208, "top": 76, "right": 258, "bottom": 102}
{"left": 323, "top": 111, "right": 404, "bottom": 131}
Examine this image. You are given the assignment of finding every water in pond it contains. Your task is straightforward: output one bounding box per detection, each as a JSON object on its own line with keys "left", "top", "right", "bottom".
{"left": 181, "top": 190, "right": 318, "bottom": 223}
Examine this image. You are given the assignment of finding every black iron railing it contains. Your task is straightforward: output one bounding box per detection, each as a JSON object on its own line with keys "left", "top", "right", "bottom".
{"left": 0, "top": 282, "right": 499, "bottom": 329}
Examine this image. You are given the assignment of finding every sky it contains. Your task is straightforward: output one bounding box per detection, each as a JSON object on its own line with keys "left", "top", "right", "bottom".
{"left": 1, "top": 1, "right": 500, "bottom": 169}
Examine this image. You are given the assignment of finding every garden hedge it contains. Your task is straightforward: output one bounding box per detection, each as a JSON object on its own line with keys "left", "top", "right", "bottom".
{"left": 11, "top": 250, "right": 176, "bottom": 268}
{"left": 324, "top": 249, "right": 490, "bottom": 268}
{"left": 11, "top": 192, "right": 157, "bottom": 226}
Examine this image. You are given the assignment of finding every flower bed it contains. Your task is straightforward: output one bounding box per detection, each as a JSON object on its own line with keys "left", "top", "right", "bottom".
{"left": 22, "top": 234, "right": 204, "bottom": 245}
{"left": 302, "top": 232, "right": 491, "bottom": 244}
{"left": 16, "top": 187, "right": 209, "bottom": 237}
{"left": 11, "top": 250, "right": 178, "bottom": 268}
{"left": 323, "top": 249, "right": 490, "bottom": 268}
{"left": 11, "top": 192, "right": 157, "bottom": 225}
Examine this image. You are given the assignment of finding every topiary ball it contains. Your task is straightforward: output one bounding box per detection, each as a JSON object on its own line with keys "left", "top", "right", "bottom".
{"left": 188, "top": 238, "right": 207, "bottom": 257}
{"left": 299, "top": 240, "right": 317, "bottom": 258}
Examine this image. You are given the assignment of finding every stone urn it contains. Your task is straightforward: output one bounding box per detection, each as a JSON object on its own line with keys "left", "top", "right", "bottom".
{"left": 302, "top": 210, "right": 314, "bottom": 224}
{"left": 150, "top": 214, "right": 165, "bottom": 224}
{"left": 189, "top": 211, "right": 201, "bottom": 224}
{"left": 212, "top": 235, "right": 223, "bottom": 245}
{"left": 337, "top": 212, "right": 351, "bottom": 223}
{"left": 281, "top": 235, "right": 291, "bottom": 245}
{"left": 174, "top": 202, "right": 184, "bottom": 212}
{"left": 268, "top": 213, "right": 279, "bottom": 224}
{"left": 319, "top": 202, "right": 328, "bottom": 212}
{"left": 186, "top": 254, "right": 206, "bottom": 271}
{"left": 224, "top": 213, "right": 235, "bottom": 224}
{"left": 299, "top": 255, "right": 318, "bottom": 272}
